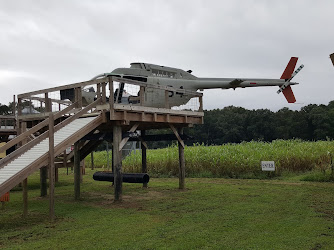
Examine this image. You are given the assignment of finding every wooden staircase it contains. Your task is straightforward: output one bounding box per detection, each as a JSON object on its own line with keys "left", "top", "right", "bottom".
{"left": 0, "top": 99, "right": 103, "bottom": 197}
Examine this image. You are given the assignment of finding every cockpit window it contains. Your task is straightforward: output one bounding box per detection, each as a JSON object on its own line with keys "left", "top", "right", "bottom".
{"left": 130, "top": 63, "right": 142, "bottom": 69}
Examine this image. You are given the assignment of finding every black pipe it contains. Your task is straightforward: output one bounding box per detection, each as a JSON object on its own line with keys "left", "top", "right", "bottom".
{"left": 93, "top": 171, "right": 150, "bottom": 183}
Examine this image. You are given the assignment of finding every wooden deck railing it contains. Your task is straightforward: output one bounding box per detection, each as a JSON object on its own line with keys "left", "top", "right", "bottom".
{"left": 17, "top": 75, "right": 204, "bottom": 121}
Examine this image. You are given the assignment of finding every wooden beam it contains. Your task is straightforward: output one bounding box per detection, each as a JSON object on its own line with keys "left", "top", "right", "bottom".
{"left": 45, "top": 93, "right": 50, "bottom": 112}
{"left": 27, "top": 96, "right": 72, "bottom": 105}
{"left": 49, "top": 113, "right": 55, "bottom": 222}
{"left": 109, "top": 78, "right": 114, "bottom": 110}
{"left": 98, "top": 103, "right": 204, "bottom": 117}
{"left": 13, "top": 95, "right": 16, "bottom": 118}
{"left": 199, "top": 96, "right": 203, "bottom": 112}
{"left": 64, "top": 150, "right": 68, "bottom": 175}
{"left": 91, "top": 152, "right": 94, "bottom": 170}
{"left": 178, "top": 127, "right": 185, "bottom": 190}
{"left": 21, "top": 122, "right": 28, "bottom": 218}
{"left": 40, "top": 167, "right": 47, "bottom": 197}
{"left": 23, "top": 178, "right": 28, "bottom": 218}
{"left": 113, "top": 125, "right": 122, "bottom": 201}
{"left": 140, "top": 86, "right": 145, "bottom": 106}
{"left": 74, "top": 141, "right": 80, "bottom": 200}
{"left": 169, "top": 124, "right": 185, "bottom": 148}
{"left": 119, "top": 123, "right": 139, "bottom": 151}
{"left": 18, "top": 77, "right": 108, "bottom": 99}
{"left": 79, "top": 140, "right": 102, "bottom": 161}
{"left": 138, "top": 137, "right": 148, "bottom": 149}
{"left": 141, "top": 130, "right": 147, "bottom": 188}
{"left": 75, "top": 87, "right": 82, "bottom": 109}
{"left": 101, "top": 82, "right": 106, "bottom": 104}
{"left": 97, "top": 83, "right": 101, "bottom": 101}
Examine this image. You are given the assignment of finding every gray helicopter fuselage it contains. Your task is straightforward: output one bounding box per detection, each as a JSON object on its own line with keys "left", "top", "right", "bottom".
{"left": 109, "top": 62, "right": 297, "bottom": 108}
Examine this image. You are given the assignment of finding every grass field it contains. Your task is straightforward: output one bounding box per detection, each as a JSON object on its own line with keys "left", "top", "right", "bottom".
{"left": 86, "top": 140, "right": 334, "bottom": 180}
{"left": 1, "top": 168, "right": 334, "bottom": 249}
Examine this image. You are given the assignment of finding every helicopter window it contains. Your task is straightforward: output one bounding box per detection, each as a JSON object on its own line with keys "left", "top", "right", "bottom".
{"left": 130, "top": 63, "right": 142, "bottom": 69}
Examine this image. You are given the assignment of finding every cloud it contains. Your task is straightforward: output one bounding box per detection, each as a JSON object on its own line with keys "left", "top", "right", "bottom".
{"left": 0, "top": 0, "right": 333, "bottom": 110}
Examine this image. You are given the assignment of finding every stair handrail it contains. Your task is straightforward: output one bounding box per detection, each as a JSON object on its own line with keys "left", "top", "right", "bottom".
{"left": 0, "top": 102, "right": 78, "bottom": 154}
{"left": 0, "top": 98, "right": 102, "bottom": 169}
{"left": 52, "top": 98, "right": 102, "bottom": 134}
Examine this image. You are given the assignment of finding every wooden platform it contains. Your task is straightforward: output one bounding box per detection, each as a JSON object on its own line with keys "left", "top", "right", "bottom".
{"left": 0, "top": 75, "right": 204, "bottom": 220}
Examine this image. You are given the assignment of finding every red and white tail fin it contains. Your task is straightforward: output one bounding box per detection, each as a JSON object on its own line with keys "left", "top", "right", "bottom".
{"left": 280, "top": 57, "right": 298, "bottom": 80}
{"left": 282, "top": 86, "right": 296, "bottom": 103}
{"left": 278, "top": 57, "right": 298, "bottom": 103}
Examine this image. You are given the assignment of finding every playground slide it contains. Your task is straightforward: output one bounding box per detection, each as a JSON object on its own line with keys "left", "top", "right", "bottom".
{"left": 0, "top": 115, "right": 102, "bottom": 197}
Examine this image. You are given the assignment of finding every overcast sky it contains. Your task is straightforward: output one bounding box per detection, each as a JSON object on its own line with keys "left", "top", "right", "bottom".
{"left": 0, "top": 0, "right": 333, "bottom": 111}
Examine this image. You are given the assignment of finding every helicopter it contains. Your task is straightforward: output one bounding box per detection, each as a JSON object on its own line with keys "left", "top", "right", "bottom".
{"left": 69, "top": 57, "right": 304, "bottom": 108}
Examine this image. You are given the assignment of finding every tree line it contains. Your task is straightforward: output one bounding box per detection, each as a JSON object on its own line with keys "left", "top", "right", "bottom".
{"left": 1, "top": 100, "right": 333, "bottom": 147}
{"left": 185, "top": 101, "right": 334, "bottom": 145}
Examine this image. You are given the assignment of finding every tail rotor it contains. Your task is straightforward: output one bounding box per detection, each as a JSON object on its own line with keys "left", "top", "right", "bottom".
{"left": 277, "top": 57, "right": 304, "bottom": 103}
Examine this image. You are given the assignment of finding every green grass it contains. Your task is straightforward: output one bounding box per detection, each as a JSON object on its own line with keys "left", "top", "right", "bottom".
{"left": 1, "top": 168, "right": 334, "bottom": 249}
{"left": 86, "top": 140, "right": 334, "bottom": 179}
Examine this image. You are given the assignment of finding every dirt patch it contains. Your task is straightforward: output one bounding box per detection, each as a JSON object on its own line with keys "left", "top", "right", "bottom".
{"left": 83, "top": 190, "right": 167, "bottom": 211}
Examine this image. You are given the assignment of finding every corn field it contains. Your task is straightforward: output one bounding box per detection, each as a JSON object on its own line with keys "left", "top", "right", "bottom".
{"left": 85, "top": 140, "right": 334, "bottom": 178}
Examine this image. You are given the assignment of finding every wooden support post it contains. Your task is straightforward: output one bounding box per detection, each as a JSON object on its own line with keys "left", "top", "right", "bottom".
{"left": 169, "top": 124, "right": 185, "bottom": 148}
{"left": 102, "top": 82, "right": 106, "bottom": 104}
{"left": 49, "top": 113, "right": 55, "bottom": 222}
{"left": 178, "top": 127, "right": 185, "bottom": 190}
{"left": 55, "top": 167, "right": 59, "bottom": 183}
{"left": 109, "top": 78, "right": 114, "bottom": 120}
{"left": 77, "top": 87, "right": 82, "bottom": 109}
{"left": 40, "top": 167, "right": 48, "bottom": 197}
{"left": 13, "top": 95, "right": 16, "bottom": 116}
{"left": 21, "top": 122, "right": 28, "bottom": 218}
{"left": 106, "top": 142, "right": 110, "bottom": 170}
{"left": 119, "top": 123, "right": 139, "bottom": 151}
{"left": 74, "top": 141, "right": 81, "bottom": 200}
{"left": 80, "top": 160, "right": 84, "bottom": 183}
{"left": 141, "top": 130, "right": 148, "bottom": 188}
{"left": 113, "top": 125, "right": 122, "bottom": 201}
{"left": 109, "top": 78, "right": 114, "bottom": 107}
{"left": 140, "top": 86, "right": 145, "bottom": 106}
{"left": 91, "top": 151, "right": 94, "bottom": 170}
{"left": 21, "top": 122, "right": 27, "bottom": 145}
{"left": 199, "top": 96, "right": 203, "bottom": 112}
{"left": 97, "top": 83, "right": 101, "bottom": 100}
{"left": 23, "top": 178, "right": 28, "bottom": 218}
{"left": 45, "top": 93, "right": 51, "bottom": 112}
{"left": 18, "top": 98, "right": 22, "bottom": 115}
{"left": 111, "top": 143, "right": 114, "bottom": 173}
{"left": 63, "top": 150, "right": 68, "bottom": 175}
{"left": 44, "top": 93, "right": 48, "bottom": 111}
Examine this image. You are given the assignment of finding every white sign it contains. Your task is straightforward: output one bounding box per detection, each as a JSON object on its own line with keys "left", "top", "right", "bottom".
{"left": 261, "top": 161, "right": 275, "bottom": 171}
